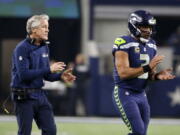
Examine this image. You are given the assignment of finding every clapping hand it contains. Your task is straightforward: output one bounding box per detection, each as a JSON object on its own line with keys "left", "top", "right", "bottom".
{"left": 149, "top": 55, "right": 164, "bottom": 69}
{"left": 61, "top": 68, "right": 76, "bottom": 83}
{"left": 156, "top": 68, "right": 175, "bottom": 80}
{"left": 50, "top": 62, "right": 66, "bottom": 73}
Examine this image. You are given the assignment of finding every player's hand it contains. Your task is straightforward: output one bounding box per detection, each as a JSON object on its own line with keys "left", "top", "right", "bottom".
{"left": 61, "top": 68, "right": 76, "bottom": 83}
{"left": 149, "top": 55, "right": 164, "bottom": 69}
{"left": 156, "top": 68, "right": 175, "bottom": 80}
{"left": 50, "top": 62, "right": 66, "bottom": 73}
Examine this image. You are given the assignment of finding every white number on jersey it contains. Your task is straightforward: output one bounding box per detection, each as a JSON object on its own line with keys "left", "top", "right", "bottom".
{"left": 138, "top": 54, "right": 150, "bottom": 79}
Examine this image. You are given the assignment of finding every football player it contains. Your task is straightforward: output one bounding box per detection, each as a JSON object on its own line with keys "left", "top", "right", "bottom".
{"left": 112, "top": 10, "right": 175, "bottom": 135}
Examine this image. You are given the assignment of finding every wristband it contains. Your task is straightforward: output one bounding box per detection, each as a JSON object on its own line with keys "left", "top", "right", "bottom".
{"left": 142, "top": 65, "right": 151, "bottom": 73}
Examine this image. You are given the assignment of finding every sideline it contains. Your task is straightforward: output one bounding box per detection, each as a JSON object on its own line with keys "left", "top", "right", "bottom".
{"left": 0, "top": 116, "right": 180, "bottom": 125}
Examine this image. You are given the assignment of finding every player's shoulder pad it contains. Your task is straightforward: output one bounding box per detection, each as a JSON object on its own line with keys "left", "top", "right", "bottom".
{"left": 114, "top": 37, "right": 126, "bottom": 46}
{"left": 146, "top": 39, "right": 157, "bottom": 50}
{"left": 113, "top": 36, "right": 132, "bottom": 49}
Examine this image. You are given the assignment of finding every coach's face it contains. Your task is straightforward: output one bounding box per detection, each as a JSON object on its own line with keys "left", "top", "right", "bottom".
{"left": 33, "top": 19, "right": 49, "bottom": 40}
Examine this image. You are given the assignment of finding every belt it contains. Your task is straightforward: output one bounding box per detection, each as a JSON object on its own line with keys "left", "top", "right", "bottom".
{"left": 11, "top": 88, "right": 41, "bottom": 93}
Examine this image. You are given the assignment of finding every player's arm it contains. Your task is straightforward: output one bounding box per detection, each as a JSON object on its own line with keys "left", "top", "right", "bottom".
{"left": 115, "top": 51, "right": 144, "bottom": 79}
{"left": 115, "top": 51, "right": 164, "bottom": 79}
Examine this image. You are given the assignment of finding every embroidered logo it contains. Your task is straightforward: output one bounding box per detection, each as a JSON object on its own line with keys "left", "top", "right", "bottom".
{"left": 134, "top": 46, "right": 140, "bottom": 53}
{"left": 125, "top": 91, "right": 130, "bottom": 96}
{"left": 19, "top": 56, "right": 23, "bottom": 61}
{"left": 42, "top": 53, "right": 48, "bottom": 58}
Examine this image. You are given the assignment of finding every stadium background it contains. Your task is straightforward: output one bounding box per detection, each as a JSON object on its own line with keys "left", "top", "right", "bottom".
{"left": 0, "top": 0, "right": 180, "bottom": 134}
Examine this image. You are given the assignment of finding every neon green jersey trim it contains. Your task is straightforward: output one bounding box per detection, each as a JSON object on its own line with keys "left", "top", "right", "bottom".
{"left": 114, "top": 38, "right": 126, "bottom": 46}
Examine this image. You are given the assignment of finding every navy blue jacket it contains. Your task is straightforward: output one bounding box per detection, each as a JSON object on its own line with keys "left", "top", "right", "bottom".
{"left": 11, "top": 38, "right": 61, "bottom": 89}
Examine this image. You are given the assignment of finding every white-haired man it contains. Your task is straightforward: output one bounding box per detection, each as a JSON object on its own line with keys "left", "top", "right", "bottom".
{"left": 11, "top": 14, "right": 76, "bottom": 135}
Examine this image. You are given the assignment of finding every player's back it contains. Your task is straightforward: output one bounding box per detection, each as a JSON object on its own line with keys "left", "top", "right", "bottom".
{"left": 112, "top": 35, "right": 157, "bottom": 92}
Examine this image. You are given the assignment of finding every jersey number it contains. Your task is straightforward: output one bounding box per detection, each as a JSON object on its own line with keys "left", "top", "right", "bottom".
{"left": 138, "top": 54, "right": 150, "bottom": 79}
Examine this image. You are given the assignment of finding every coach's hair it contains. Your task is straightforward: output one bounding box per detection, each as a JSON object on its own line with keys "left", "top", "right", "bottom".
{"left": 26, "top": 14, "right": 49, "bottom": 35}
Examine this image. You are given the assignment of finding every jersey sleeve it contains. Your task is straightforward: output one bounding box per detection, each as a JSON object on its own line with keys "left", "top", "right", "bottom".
{"left": 44, "top": 73, "right": 62, "bottom": 82}
{"left": 112, "top": 37, "right": 129, "bottom": 56}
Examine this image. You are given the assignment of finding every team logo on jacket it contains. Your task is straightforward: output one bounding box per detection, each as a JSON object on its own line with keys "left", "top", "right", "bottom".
{"left": 134, "top": 47, "right": 140, "bottom": 53}
{"left": 19, "top": 56, "right": 23, "bottom": 61}
{"left": 42, "top": 53, "right": 48, "bottom": 57}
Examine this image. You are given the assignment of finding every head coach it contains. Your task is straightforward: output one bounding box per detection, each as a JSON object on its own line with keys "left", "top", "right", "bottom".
{"left": 10, "top": 14, "right": 76, "bottom": 135}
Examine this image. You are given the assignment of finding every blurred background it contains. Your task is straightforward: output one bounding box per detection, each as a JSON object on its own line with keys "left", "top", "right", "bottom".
{"left": 0, "top": 0, "right": 180, "bottom": 120}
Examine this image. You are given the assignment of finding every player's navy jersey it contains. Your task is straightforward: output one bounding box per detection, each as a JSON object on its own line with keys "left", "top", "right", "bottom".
{"left": 112, "top": 35, "right": 157, "bottom": 92}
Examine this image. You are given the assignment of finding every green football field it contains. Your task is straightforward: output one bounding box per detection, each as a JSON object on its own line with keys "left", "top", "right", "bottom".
{"left": 0, "top": 117, "right": 180, "bottom": 135}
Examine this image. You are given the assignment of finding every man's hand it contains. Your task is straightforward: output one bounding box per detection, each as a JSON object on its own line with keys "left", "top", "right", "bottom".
{"left": 50, "top": 62, "right": 66, "bottom": 73}
{"left": 149, "top": 55, "right": 164, "bottom": 69}
{"left": 156, "top": 68, "right": 175, "bottom": 80}
{"left": 61, "top": 68, "right": 76, "bottom": 83}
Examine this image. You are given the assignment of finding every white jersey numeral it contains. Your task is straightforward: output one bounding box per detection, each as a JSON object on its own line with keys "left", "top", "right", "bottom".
{"left": 138, "top": 54, "right": 150, "bottom": 79}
